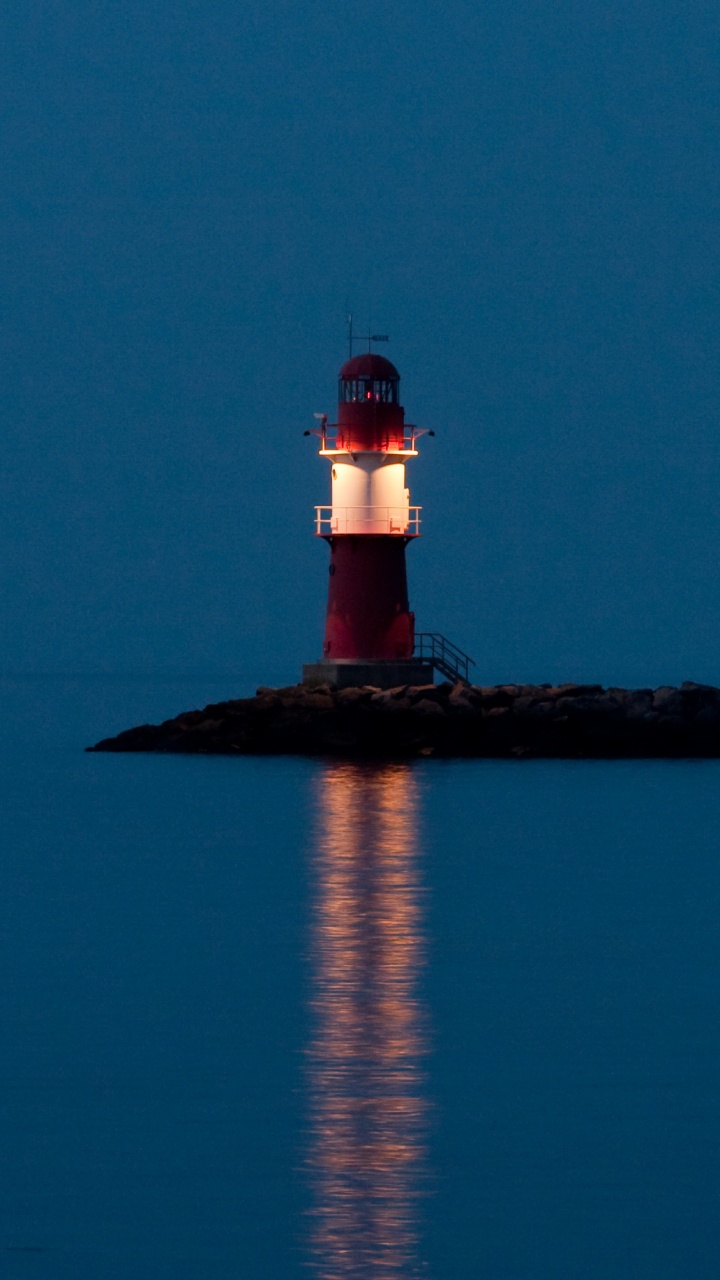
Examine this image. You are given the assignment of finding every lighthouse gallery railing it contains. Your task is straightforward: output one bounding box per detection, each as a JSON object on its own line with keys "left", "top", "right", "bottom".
{"left": 317, "top": 425, "right": 422, "bottom": 455}
{"left": 314, "top": 506, "right": 421, "bottom": 536}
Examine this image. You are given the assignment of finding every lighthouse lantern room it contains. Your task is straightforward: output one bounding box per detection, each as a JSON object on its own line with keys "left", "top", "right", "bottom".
{"left": 302, "top": 351, "right": 437, "bottom": 690}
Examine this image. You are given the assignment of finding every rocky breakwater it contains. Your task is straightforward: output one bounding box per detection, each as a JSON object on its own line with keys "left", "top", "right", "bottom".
{"left": 87, "top": 680, "right": 720, "bottom": 758}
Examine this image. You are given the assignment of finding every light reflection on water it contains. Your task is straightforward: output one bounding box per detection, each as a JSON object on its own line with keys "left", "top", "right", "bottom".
{"left": 308, "top": 762, "right": 428, "bottom": 1279}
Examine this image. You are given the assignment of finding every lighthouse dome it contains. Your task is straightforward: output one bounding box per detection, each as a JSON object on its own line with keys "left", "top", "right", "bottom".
{"left": 339, "top": 353, "right": 400, "bottom": 381}
{"left": 338, "top": 353, "right": 400, "bottom": 407}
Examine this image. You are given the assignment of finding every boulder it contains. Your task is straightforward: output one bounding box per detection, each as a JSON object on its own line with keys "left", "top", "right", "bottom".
{"left": 622, "top": 690, "right": 654, "bottom": 720}
{"left": 448, "top": 683, "right": 476, "bottom": 715}
{"left": 337, "top": 687, "right": 372, "bottom": 706}
{"left": 370, "top": 686, "right": 408, "bottom": 706}
{"left": 652, "top": 687, "right": 686, "bottom": 717}
{"left": 513, "top": 695, "right": 547, "bottom": 715}
{"left": 406, "top": 684, "right": 450, "bottom": 707}
{"left": 413, "top": 699, "right": 446, "bottom": 717}
{"left": 524, "top": 699, "right": 557, "bottom": 719}
{"left": 695, "top": 704, "right": 720, "bottom": 726}
{"left": 549, "top": 683, "right": 605, "bottom": 698}
{"left": 471, "top": 687, "right": 513, "bottom": 710}
{"left": 294, "top": 690, "right": 336, "bottom": 710}
{"left": 554, "top": 694, "right": 620, "bottom": 718}
{"left": 679, "top": 683, "right": 720, "bottom": 716}
{"left": 447, "top": 696, "right": 475, "bottom": 717}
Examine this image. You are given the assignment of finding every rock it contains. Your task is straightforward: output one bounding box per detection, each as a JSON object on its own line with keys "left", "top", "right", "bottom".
{"left": 695, "top": 704, "right": 720, "bottom": 726}
{"left": 87, "top": 679, "right": 720, "bottom": 759}
{"left": 406, "top": 684, "right": 450, "bottom": 707}
{"left": 513, "top": 695, "right": 545, "bottom": 715}
{"left": 652, "top": 687, "right": 686, "bottom": 717}
{"left": 447, "top": 683, "right": 475, "bottom": 715}
{"left": 549, "top": 683, "right": 605, "bottom": 698}
{"left": 413, "top": 699, "right": 446, "bottom": 717}
{"left": 471, "top": 687, "right": 513, "bottom": 710}
{"left": 525, "top": 699, "right": 557, "bottom": 719}
{"left": 289, "top": 691, "right": 335, "bottom": 711}
{"left": 447, "top": 693, "right": 475, "bottom": 716}
{"left": 622, "top": 691, "right": 654, "bottom": 720}
{"left": 370, "top": 686, "right": 408, "bottom": 706}
{"left": 679, "top": 683, "right": 720, "bottom": 715}
{"left": 658, "top": 714, "right": 686, "bottom": 729}
{"left": 554, "top": 695, "right": 604, "bottom": 717}
{"left": 336, "top": 687, "right": 372, "bottom": 706}
{"left": 433, "top": 682, "right": 454, "bottom": 699}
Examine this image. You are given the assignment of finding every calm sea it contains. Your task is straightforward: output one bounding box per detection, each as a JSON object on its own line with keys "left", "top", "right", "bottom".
{"left": 2, "top": 676, "right": 719, "bottom": 1279}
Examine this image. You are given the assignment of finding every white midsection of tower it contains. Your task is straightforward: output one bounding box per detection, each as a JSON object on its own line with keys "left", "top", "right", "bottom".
{"left": 329, "top": 456, "right": 411, "bottom": 534}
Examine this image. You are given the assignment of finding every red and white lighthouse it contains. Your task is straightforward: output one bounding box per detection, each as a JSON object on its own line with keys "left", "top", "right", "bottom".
{"left": 303, "top": 351, "right": 440, "bottom": 690}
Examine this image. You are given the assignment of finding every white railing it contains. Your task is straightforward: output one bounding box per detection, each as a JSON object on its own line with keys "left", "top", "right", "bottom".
{"left": 314, "top": 505, "right": 422, "bottom": 536}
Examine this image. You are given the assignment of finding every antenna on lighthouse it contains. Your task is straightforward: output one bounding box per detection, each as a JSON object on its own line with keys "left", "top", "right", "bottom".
{"left": 347, "top": 312, "right": 389, "bottom": 358}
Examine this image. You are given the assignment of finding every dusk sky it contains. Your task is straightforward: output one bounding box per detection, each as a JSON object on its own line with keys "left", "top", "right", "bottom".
{"left": 2, "top": 0, "right": 719, "bottom": 689}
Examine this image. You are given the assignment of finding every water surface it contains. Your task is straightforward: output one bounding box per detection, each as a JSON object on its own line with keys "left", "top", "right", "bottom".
{"left": 1, "top": 677, "right": 718, "bottom": 1277}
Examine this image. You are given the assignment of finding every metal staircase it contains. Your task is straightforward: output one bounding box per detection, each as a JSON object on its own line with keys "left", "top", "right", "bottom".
{"left": 415, "top": 633, "right": 475, "bottom": 685}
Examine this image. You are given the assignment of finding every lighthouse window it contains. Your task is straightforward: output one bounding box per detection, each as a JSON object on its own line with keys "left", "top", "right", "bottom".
{"left": 339, "top": 378, "right": 399, "bottom": 405}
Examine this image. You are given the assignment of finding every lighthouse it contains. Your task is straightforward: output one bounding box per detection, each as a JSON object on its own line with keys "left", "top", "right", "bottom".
{"left": 303, "top": 350, "right": 470, "bottom": 690}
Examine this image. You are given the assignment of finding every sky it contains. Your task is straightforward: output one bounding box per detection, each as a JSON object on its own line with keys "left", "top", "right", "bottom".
{"left": 2, "top": 0, "right": 720, "bottom": 689}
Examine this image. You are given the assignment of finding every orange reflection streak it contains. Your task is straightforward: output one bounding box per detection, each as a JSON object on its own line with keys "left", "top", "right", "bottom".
{"left": 308, "top": 762, "right": 427, "bottom": 1279}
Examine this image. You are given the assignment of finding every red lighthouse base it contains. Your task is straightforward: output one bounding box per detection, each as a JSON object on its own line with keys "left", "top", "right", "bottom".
{"left": 322, "top": 536, "right": 414, "bottom": 660}
{"left": 303, "top": 535, "right": 433, "bottom": 689}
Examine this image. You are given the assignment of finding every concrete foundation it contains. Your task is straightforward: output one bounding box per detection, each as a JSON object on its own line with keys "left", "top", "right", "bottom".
{"left": 302, "top": 659, "right": 435, "bottom": 691}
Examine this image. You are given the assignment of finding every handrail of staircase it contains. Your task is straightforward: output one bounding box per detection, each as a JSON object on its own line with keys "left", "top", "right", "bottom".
{"left": 415, "top": 632, "right": 476, "bottom": 684}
